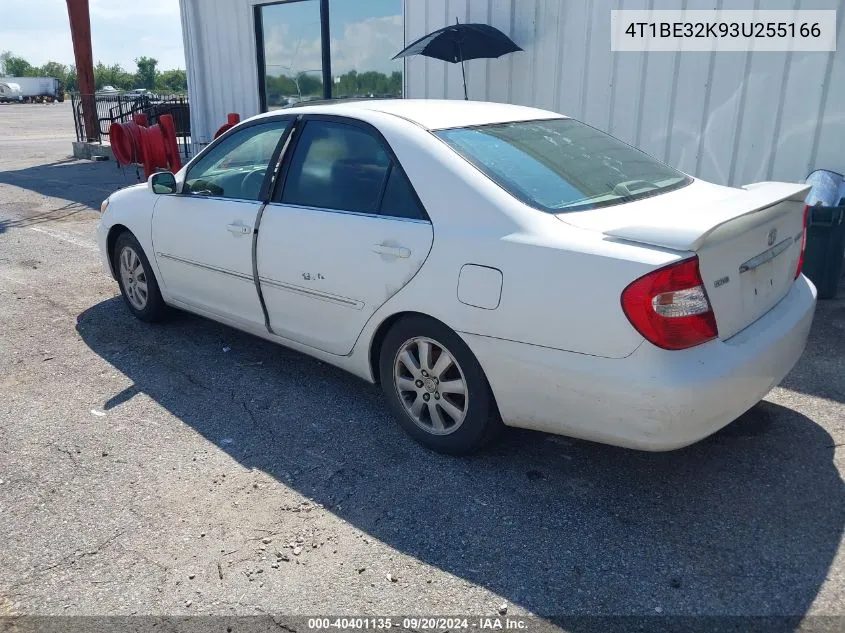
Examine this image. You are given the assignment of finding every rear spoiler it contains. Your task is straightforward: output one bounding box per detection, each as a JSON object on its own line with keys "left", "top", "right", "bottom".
{"left": 603, "top": 182, "right": 810, "bottom": 252}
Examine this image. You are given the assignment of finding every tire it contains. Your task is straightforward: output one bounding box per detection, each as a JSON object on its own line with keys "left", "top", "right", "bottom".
{"left": 112, "top": 231, "right": 167, "bottom": 322}
{"left": 379, "top": 315, "right": 502, "bottom": 455}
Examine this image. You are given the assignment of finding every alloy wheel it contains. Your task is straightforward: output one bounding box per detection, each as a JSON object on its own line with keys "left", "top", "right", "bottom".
{"left": 393, "top": 336, "right": 468, "bottom": 435}
{"left": 118, "top": 245, "right": 148, "bottom": 311}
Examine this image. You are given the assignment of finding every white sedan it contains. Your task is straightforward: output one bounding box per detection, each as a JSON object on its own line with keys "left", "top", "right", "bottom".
{"left": 96, "top": 100, "right": 816, "bottom": 455}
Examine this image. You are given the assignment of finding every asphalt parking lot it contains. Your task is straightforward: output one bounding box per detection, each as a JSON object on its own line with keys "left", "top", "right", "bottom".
{"left": 1, "top": 103, "right": 844, "bottom": 627}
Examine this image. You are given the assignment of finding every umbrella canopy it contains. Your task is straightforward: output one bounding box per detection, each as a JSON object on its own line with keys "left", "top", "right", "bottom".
{"left": 393, "top": 22, "right": 522, "bottom": 99}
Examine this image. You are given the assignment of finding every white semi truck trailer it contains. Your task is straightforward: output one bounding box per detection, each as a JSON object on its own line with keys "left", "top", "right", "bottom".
{"left": 0, "top": 77, "right": 63, "bottom": 102}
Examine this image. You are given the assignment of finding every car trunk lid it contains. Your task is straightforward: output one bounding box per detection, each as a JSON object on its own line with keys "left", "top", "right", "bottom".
{"left": 558, "top": 181, "right": 810, "bottom": 339}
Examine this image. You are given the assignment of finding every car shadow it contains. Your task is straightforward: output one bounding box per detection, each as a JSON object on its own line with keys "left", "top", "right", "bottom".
{"left": 75, "top": 297, "right": 844, "bottom": 621}
{"left": 0, "top": 159, "right": 140, "bottom": 234}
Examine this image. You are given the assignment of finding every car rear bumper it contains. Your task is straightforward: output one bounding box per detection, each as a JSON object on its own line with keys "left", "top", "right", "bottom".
{"left": 462, "top": 275, "right": 817, "bottom": 451}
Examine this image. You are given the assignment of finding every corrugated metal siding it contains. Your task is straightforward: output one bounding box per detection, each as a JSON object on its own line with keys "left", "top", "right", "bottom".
{"left": 404, "top": 0, "right": 845, "bottom": 186}
{"left": 179, "top": 0, "right": 262, "bottom": 148}
{"left": 179, "top": 0, "right": 843, "bottom": 184}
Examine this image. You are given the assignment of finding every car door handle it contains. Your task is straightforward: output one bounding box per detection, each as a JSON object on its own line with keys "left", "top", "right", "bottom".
{"left": 227, "top": 222, "right": 251, "bottom": 235}
{"left": 372, "top": 244, "right": 410, "bottom": 258}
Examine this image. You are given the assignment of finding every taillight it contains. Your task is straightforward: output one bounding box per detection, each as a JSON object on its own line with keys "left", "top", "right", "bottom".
{"left": 795, "top": 204, "right": 809, "bottom": 279}
{"left": 621, "top": 256, "right": 718, "bottom": 351}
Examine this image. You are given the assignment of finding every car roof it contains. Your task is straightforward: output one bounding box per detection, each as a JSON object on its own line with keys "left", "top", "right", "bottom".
{"left": 256, "top": 99, "right": 565, "bottom": 131}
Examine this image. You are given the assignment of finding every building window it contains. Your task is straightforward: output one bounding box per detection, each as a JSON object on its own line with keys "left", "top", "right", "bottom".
{"left": 256, "top": 0, "right": 324, "bottom": 110}
{"left": 329, "top": 0, "right": 403, "bottom": 99}
{"left": 255, "top": 0, "right": 403, "bottom": 112}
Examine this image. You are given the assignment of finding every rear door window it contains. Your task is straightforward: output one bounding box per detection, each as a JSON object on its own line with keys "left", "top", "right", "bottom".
{"left": 379, "top": 164, "right": 427, "bottom": 221}
{"left": 279, "top": 120, "right": 390, "bottom": 213}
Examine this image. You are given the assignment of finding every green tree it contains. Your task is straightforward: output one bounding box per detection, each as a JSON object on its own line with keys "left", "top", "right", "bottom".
{"left": 94, "top": 62, "right": 134, "bottom": 90}
{"left": 263, "top": 69, "right": 401, "bottom": 106}
{"left": 0, "top": 51, "right": 189, "bottom": 95}
{"left": 65, "top": 65, "right": 78, "bottom": 92}
{"left": 294, "top": 71, "right": 323, "bottom": 97}
{"left": 155, "top": 69, "right": 187, "bottom": 93}
{"left": 38, "top": 61, "right": 68, "bottom": 80}
{"left": 135, "top": 56, "right": 158, "bottom": 90}
{"left": 333, "top": 69, "right": 402, "bottom": 98}
{"left": 38, "top": 61, "right": 69, "bottom": 92}
{"left": 264, "top": 73, "right": 299, "bottom": 107}
{"left": 389, "top": 71, "right": 402, "bottom": 95}
{"left": 1, "top": 52, "right": 35, "bottom": 77}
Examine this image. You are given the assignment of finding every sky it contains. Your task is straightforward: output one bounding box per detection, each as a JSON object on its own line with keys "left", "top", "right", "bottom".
{"left": 0, "top": 0, "right": 405, "bottom": 76}
{"left": 0, "top": 0, "right": 186, "bottom": 71}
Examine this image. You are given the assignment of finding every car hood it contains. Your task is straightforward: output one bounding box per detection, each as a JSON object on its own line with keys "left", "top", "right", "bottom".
{"left": 108, "top": 181, "right": 147, "bottom": 201}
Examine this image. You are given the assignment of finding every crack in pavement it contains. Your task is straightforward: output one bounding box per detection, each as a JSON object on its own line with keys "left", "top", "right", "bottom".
{"left": 8, "top": 530, "right": 127, "bottom": 591}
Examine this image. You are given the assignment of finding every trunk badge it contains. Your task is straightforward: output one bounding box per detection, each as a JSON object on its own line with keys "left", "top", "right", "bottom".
{"left": 767, "top": 228, "right": 778, "bottom": 246}
{"left": 714, "top": 276, "right": 730, "bottom": 288}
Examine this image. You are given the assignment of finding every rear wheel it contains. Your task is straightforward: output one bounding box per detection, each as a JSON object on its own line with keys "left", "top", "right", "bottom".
{"left": 112, "top": 231, "right": 167, "bottom": 322}
{"left": 379, "top": 315, "right": 501, "bottom": 455}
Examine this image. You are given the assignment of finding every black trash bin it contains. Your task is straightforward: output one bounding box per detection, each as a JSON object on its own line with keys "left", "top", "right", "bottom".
{"left": 803, "top": 170, "right": 845, "bottom": 300}
{"left": 803, "top": 203, "right": 845, "bottom": 300}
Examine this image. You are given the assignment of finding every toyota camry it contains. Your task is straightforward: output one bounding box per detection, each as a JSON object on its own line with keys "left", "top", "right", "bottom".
{"left": 96, "top": 100, "right": 816, "bottom": 454}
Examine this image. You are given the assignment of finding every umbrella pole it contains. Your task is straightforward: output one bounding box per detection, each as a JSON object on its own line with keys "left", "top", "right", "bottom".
{"left": 458, "top": 40, "right": 468, "bottom": 100}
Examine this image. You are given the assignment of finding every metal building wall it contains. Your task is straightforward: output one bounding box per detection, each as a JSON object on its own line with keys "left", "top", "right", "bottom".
{"left": 179, "top": 0, "right": 262, "bottom": 149}
{"left": 404, "top": 0, "right": 845, "bottom": 186}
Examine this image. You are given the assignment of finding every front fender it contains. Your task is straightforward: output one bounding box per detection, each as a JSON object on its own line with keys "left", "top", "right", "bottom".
{"left": 97, "top": 184, "right": 166, "bottom": 291}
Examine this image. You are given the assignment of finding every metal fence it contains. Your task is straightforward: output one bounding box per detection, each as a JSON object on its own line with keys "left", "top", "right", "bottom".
{"left": 71, "top": 93, "right": 192, "bottom": 160}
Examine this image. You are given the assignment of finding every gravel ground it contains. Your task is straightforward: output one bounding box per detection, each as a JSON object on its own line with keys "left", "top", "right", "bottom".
{"left": 0, "top": 103, "right": 844, "bottom": 626}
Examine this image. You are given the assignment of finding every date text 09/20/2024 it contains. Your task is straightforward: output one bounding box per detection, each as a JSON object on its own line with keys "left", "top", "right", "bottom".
{"left": 306, "top": 617, "right": 528, "bottom": 630}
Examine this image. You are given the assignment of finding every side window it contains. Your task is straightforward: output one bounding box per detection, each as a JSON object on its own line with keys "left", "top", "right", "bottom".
{"left": 280, "top": 121, "right": 390, "bottom": 213}
{"left": 379, "top": 165, "right": 427, "bottom": 220}
{"left": 184, "top": 120, "right": 290, "bottom": 200}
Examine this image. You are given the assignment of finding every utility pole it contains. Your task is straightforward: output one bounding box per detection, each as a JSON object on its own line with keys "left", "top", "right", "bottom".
{"left": 66, "top": 0, "right": 99, "bottom": 141}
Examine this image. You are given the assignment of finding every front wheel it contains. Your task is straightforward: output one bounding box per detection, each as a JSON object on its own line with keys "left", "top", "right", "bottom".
{"left": 379, "top": 315, "right": 502, "bottom": 455}
{"left": 113, "top": 231, "right": 167, "bottom": 322}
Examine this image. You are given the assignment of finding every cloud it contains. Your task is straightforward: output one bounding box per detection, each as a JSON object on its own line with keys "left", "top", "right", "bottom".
{"left": 262, "top": 13, "right": 403, "bottom": 78}
{"left": 330, "top": 14, "right": 404, "bottom": 75}
{"left": 0, "top": 28, "right": 75, "bottom": 67}
{"left": 90, "top": 0, "right": 179, "bottom": 20}
{"left": 0, "top": 2, "right": 402, "bottom": 77}
{"left": 0, "top": 0, "right": 185, "bottom": 70}
{"left": 263, "top": 22, "right": 324, "bottom": 76}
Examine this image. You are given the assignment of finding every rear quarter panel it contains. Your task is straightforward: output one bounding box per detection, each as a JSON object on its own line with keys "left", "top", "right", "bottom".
{"left": 357, "top": 114, "right": 677, "bottom": 360}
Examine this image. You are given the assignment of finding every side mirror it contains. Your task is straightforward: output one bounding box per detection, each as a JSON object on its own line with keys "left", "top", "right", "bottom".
{"left": 148, "top": 171, "right": 178, "bottom": 194}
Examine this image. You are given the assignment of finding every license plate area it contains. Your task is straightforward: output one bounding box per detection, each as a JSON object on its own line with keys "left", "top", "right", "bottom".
{"left": 739, "top": 237, "right": 793, "bottom": 314}
{"left": 742, "top": 260, "right": 777, "bottom": 310}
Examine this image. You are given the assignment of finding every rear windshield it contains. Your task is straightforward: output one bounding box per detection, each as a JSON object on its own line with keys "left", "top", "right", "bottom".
{"left": 436, "top": 118, "right": 691, "bottom": 213}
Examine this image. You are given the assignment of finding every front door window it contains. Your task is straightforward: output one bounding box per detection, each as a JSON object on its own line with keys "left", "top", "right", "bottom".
{"left": 183, "top": 120, "right": 291, "bottom": 200}
{"left": 279, "top": 120, "right": 390, "bottom": 213}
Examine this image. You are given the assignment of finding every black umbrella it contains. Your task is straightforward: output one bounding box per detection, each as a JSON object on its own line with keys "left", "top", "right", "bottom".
{"left": 393, "top": 20, "right": 522, "bottom": 100}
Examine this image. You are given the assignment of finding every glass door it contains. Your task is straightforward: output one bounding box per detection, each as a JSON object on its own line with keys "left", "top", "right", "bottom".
{"left": 256, "top": 0, "right": 324, "bottom": 110}
{"left": 328, "top": 0, "right": 404, "bottom": 99}
{"left": 255, "top": 0, "right": 404, "bottom": 111}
